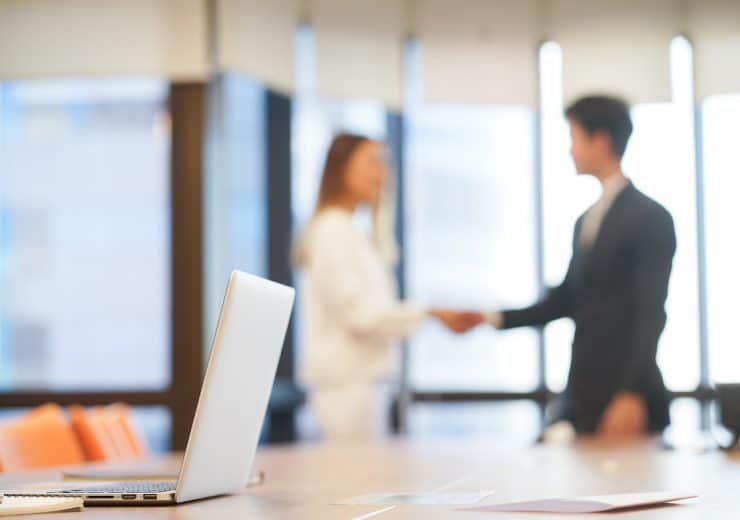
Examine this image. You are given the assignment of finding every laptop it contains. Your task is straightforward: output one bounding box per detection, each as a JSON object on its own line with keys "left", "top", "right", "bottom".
{"left": 3, "top": 271, "right": 294, "bottom": 505}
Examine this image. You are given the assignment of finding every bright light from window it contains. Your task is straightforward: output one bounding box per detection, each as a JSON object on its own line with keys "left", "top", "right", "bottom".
{"left": 539, "top": 41, "right": 598, "bottom": 392}
{"left": 623, "top": 37, "right": 700, "bottom": 391}
{"left": 703, "top": 92, "right": 740, "bottom": 384}
{"left": 405, "top": 43, "right": 538, "bottom": 392}
{"left": 0, "top": 78, "right": 170, "bottom": 390}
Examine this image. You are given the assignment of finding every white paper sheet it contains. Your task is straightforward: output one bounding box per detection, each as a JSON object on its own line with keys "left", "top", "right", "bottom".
{"left": 337, "top": 491, "right": 493, "bottom": 506}
{"left": 464, "top": 491, "right": 697, "bottom": 513}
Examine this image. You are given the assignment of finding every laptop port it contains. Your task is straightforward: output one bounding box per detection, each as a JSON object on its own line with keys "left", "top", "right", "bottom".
{"left": 143, "top": 494, "right": 158, "bottom": 500}
{"left": 121, "top": 494, "right": 137, "bottom": 500}
{"left": 88, "top": 495, "right": 115, "bottom": 499}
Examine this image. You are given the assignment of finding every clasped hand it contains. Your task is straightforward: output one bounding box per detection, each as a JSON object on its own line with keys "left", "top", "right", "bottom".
{"left": 429, "top": 309, "right": 485, "bottom": 334}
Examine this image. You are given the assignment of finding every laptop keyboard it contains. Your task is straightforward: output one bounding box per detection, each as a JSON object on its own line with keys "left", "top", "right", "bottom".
{"left": 58, "top": 481, "right": 176, "bottom": 494}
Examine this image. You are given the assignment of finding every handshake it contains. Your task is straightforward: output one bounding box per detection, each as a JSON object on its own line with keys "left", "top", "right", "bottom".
{"left": 428, "top": 309, "right": 494, "bottom": 334}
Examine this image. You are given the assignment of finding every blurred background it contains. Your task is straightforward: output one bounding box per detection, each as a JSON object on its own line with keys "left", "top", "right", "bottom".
{"left": 0, "top": 0, "right": 738, "bottom": 452}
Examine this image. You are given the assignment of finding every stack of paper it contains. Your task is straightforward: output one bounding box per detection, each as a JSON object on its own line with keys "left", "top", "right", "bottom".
{"left": 0, "top": 496, "right": 83, "bottom": 517}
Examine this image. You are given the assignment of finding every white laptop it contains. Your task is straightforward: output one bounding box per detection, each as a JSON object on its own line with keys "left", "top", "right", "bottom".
{"left": 3, "top": 271, "right": 294, "bottom": 505}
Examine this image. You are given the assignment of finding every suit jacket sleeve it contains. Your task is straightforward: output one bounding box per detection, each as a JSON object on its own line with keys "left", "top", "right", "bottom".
{"left": 500, "top": 223, "right": 580, "bottom": 329}
{"left": 619, "top": 207, "right": 676, "bottom": 392}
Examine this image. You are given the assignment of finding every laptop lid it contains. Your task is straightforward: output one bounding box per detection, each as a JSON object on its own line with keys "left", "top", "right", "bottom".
{"left": 174, "top": 271, "right": 294, "bottom": 503}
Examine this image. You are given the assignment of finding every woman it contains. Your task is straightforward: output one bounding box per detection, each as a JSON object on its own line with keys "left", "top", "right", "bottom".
{"left": 294, "top": 133, "right": 480, "bottom": 441}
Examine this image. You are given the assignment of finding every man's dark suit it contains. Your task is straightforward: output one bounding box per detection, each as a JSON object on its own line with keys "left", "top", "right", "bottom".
{"left": 501, "top": 181, "right": 676, "bottom": 433}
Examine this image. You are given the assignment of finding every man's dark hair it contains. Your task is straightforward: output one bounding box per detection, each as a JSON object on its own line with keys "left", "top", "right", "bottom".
{"left": 565, "top": 95, "right": 633, "bottom": 158}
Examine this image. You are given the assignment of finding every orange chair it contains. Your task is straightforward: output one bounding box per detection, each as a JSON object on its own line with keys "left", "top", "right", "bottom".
{"left": 0, "top": 404, "right": 86, "bottom": 472}
{"left": 69, "top": 405, "right": 118, "bottom": 462}
{"left": 106, "top": 403, "right": 148, "bottom": 458}
{"left": 70, "top": 404, "right": 148, "bottom": 462}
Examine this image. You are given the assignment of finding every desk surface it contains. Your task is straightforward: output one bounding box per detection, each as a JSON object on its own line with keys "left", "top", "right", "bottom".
{"left": 0, "top": 438, "right": 737, "bottom": 519}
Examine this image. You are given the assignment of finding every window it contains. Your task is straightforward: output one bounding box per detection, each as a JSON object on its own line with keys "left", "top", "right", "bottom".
{"left": 291, "top": 24, "right": 388, "bottom": 245}
{"left": 622, "top": 37, "right": 700, "bottom": 391}
{"left": 0, "top": 78, "right": 170, "bottom": 391}
{"left": 204, "top": 74, "right": 267, "bottom": 347}
{"left": 405, "top": 44, "right": 539, "bottom": 392}
{"left": 292, "top": 26, "right": 387, "bottom": 231}
{"left": 539, "top": 42, "right": 599, "bottom": 392}
{"left": 407, "top": 401, "right": 541, "bottom": 444}
{"left": 702, "top": 93, "right": 740, "bottom": 384}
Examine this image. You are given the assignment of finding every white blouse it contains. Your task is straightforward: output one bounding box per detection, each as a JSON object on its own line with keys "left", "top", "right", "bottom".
{"left": 297, "top": 208, "right": 426, "bottom": 388}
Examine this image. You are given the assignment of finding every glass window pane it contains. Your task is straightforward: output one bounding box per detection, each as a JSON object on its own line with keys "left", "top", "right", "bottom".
{"left": 703, "top": 93, "right": 740, "bottom": 384}
{"left": 405, "top": 103, "right": 538, "bottom": 391}
{"left": 292, "top": 26, "right": 387, "bottom": 230}
{"left": 0, "top": 78, "right": 170, "bottom": 391}
{"left": 204, "top": 74, "right": 267, "bottom": 346}
{"left": 403, "top": 39, "right": 538, "bottom": 392}
{"left": 622, "top": 37, "right": 700, "bottom": 391}
{"left": 623, "top": 103, "right": 699, "bottom": 391}
{"left": 662, "top": 398, "right": 702, "bottom": 448}
{"left": 540, "top": 42, "right": 599, "bottom": 392}
{"left": 407, "top": 401, "right": 541, "bottom": 445}
{"left": 129, "top": 405, "right": 171, "bottom": 454}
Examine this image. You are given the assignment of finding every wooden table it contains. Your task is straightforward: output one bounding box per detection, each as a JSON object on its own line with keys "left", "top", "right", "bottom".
{"left": 1, "top": 438, "right": 738, "bottom": 518}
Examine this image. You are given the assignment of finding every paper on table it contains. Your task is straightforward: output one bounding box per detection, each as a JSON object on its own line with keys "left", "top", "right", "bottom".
{"left": 337, "top": 491, "right": 493, "bottom": 506}
{"left": 463, "top": 491, "right": 697, "bottom": 513}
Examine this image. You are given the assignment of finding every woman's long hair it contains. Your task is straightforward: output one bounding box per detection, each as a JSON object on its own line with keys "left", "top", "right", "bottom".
{"left": 293, "top": 133, "right": 398, "bottom": 267}
{"left": 315, "top": 133, "right": 370, "bottom": 212}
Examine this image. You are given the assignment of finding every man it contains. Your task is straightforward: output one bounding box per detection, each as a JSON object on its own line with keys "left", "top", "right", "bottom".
{"left": 488, "top": 95, "right": 676, "bottom": 437}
